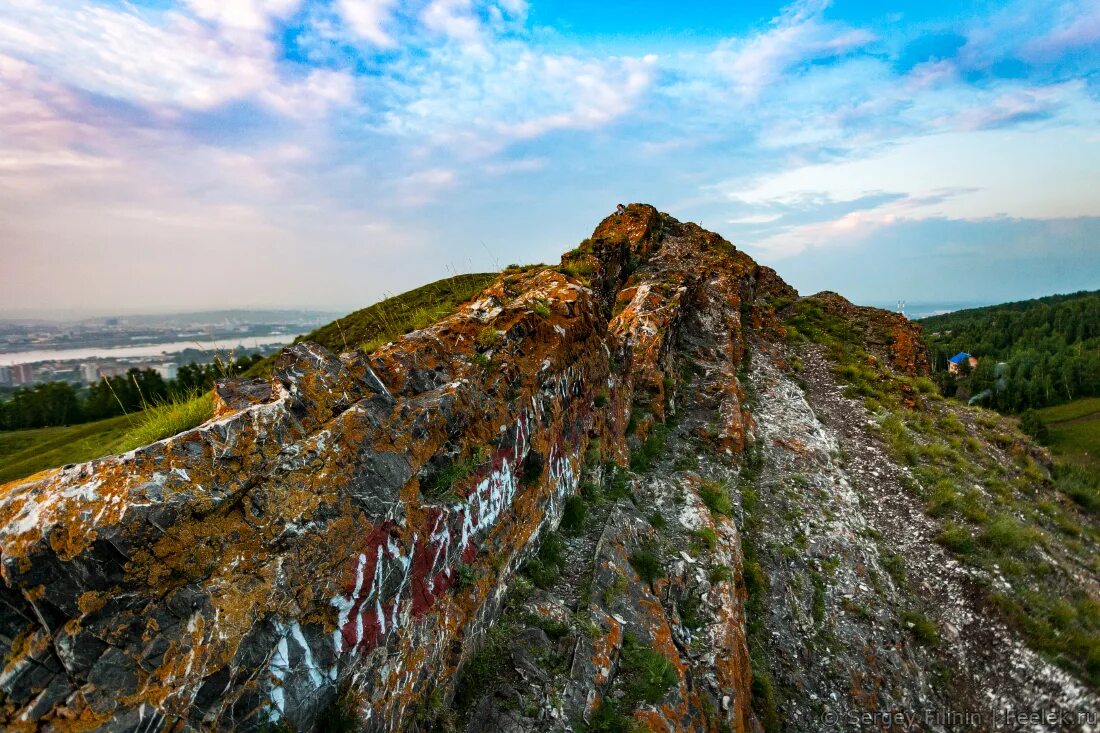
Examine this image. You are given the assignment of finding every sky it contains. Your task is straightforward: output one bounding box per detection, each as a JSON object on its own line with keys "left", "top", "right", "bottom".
{"left": 0, "top": 0, "right": 1098, "bottom": 315}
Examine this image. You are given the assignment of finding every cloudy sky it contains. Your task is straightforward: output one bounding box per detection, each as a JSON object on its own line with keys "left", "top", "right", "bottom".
{"left": 1, "top": 0, "right": 1098, "bottom": 315}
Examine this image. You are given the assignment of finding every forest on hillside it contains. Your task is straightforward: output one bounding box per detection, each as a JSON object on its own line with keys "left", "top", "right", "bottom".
{"left": 919, "top": 290, "right": 1100, "bottom": 413}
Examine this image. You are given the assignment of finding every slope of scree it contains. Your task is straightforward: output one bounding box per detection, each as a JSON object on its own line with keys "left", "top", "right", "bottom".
{"left": 0, "top": 206, "right": 783, "bottom": 732}
{"left": 2, "top": 205, "right": 1094, "bottom": 733}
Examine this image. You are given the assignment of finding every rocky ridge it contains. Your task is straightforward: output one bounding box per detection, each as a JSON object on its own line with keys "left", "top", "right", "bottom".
{"left": 1, "top": 205, "right": 1096, "bottom": 733}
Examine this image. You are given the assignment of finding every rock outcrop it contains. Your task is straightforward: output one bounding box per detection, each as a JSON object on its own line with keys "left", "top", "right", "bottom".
{"left": 0, "top": 206, "right": 775, "bottom": 732}
{"left": 5, "top": 205, "right": 1092, "bottom": 733}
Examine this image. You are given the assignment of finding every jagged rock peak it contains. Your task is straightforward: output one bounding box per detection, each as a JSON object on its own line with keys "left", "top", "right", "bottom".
{"left": 0, "top": 205, "right": 918, "bottom": 732}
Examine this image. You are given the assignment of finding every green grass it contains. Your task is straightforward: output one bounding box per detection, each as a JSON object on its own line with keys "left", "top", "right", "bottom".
{"left": 115, "top": 392, "right": 213, "bottom": 453}
{"left": 0, "top": 415, "right": 134, "bottom": 484}
{"left": 618, "top": 634, "right": 678, "bottom": 706}
{"left": 0, "top": 392, "right": 214, "bottom": 484}
{"left": 1037, "top": 398, "right": 1100, "bottom": 470}
{"left": 1036, "top": 397, "right": 1100, "bottom": 423}
{"left": 698, "top": 480, "right": 733, "bottom": 517}
{"left": 244, "top": 273, "right": 496, "bottom": 377}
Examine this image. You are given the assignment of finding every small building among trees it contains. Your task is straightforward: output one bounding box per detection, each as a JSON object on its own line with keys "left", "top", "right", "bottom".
{"left": 948, "top": 351, "right": 979, "bottom": 374}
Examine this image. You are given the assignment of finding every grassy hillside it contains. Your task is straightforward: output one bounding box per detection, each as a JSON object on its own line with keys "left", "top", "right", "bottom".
{"left": 244, "top": 273, "right": 496, "bottom": 377}
{"left": 1037, "top": 397, "right": 1100, "bottom": 470}
{"left": 0, "top": 393, "right": 214, "bottom": 484}
{"left": 1, "top": 273, "right": 498, "bottom": 484}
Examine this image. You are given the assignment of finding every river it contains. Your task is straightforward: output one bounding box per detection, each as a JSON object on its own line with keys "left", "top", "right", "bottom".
{"left": 0, "top": 334, "right": 302, "bottom": 366}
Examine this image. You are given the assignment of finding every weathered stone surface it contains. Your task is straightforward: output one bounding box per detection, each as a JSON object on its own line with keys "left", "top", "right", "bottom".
{"left": 0, "top": 205, "right": 931, "bottom": 732}
{"left": 804, "top": 290, "right": 931, "bottom": 376}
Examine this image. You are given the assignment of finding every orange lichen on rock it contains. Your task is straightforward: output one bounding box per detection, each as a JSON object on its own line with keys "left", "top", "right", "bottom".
{"left": 0, "top": 204, "right": 786, "bottom": 732}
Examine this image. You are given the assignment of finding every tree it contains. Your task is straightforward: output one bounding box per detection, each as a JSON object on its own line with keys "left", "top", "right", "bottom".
{"left": 1019, "top": 409, "right": 1049, "bottom": 444}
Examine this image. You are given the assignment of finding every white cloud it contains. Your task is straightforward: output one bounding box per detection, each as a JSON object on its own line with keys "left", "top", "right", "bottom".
{"left": 709, "top": 0, "right": 875, "bottom": 99}
{"left": 183, "top": 0, "right": 302, "bottom": 32}
{"left": 0, "top": 1, "right": 351, "bottom": 114}
{"left": 421, "top": 0, "right": 482, "bottom": 44}
{"left": 387, "top": 44, "right": 656, "bottom": 152}
{"left": 729, "top": 122, "right": 1100, "bottom": 258}
{"left": 337, "top": 0, "right": 399, "bottom": 46}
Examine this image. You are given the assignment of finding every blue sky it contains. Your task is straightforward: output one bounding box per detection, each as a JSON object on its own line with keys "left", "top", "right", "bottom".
{"left": 0, "top": 0, "right": 1097, "bottom": 314}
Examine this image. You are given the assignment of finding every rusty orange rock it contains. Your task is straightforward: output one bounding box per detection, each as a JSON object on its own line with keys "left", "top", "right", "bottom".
{"left": 0, "top": 205, "right": 796, "bottom": 732}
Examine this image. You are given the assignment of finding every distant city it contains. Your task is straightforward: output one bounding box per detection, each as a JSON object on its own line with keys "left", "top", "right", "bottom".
{"left": 0, "top": 310, "right": 340, "bottom": 389}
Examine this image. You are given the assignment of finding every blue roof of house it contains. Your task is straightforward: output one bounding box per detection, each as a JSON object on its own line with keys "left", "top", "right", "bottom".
{"left": 948, "top": 352, "right": 971, "bottom": 364}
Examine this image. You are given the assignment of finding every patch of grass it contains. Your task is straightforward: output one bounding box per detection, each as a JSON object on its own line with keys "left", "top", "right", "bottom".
{"left": 421, "top": 447, "right": 488, "bottom": 500}
{"left": 0, "top": 413, "right": 134, "bottom": 484}
{"left": 561, "top": 495, "right": 587, "bottom": 534}
{"left": 810, "top": 570, "right": 826, "bottom": 626}
{"left": 475, "top": 325, "right": 500, "bottom": 349}
{"left": 980, "top": 515, "right": 1040, "bottom": 553}
{"left": 901, "top": 611, "right": 940, "bottom": 646}
{"left": 647, "top": 511, "right": 666, "bottom": 530}
{"left": 246, "top": 273, "right": 496, "bottom": 377}
{"left": 698, "top": 480, "right": 733, "bottom": 517}
{"left": 629, "top": 546, "right": 663, "bottom": 587}
{"left": 602, "top": 571, "right": 627, "bottom": 607}
{"left": 618, "top": 634, "right": 678, "bottom": 706}
{"left": 1053, "top": 463, "right": 1100, "bottom": 514}
{"left": 532, "top": 300, "right": 552, "bottom": 319}
{"left": 937, "top": 522, "right": 977, "bottom": 555}
{"left": 115, "top": 391, "right": 213, "bottom": 453}
{"left": 630, "top": 423, "right": 668, "bottom": 473}
{"left": 691, "top": 527, "right": 719, "bottom": 553}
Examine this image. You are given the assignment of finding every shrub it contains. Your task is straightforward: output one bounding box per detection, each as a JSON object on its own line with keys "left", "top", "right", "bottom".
{"left": 902, "top": 611, "right": 940, "bottom": 646}
{"left": 453, "top": 624, "right": 510, "bottom": 713}
{"left": 421, "top": 447, "right": 487, "bottom": 500}
{"left": 520, "top": 451, "right": 544, "bottom": 486}
{"left": 315, "top": 687, "right": 360, "bottom": 733}
{"left": 455, "top": 563, "right": 477, "bottom": 590}
{"left": 526, "top": 532, "right": 565, "bottom": 588}
{"left": 679, "top": 593, "right": 703, "bottom": 629}
{"left": 698, "top": 480, "right": 733, "bottom": 517}
{"left": 750, "top": 664, "right": 780, "bottom": 733}
{"left": 881, "top": 553, "right": 906, "bottom": 585}
{"left": 594, "top": 389, "right": 609, "bottom": 408}
{"left": 692, "top": 527, "right": 719, "bottom": 553}
{"left": 630, "top": 423, "right": 668, "bottom": 473}
{"left": 533, "top": 300, "right": 552, "bottom": 319}
{"left": 647, "top": 511, "right": 667, "bottom": 530}
{"left": 981, "top": 515, "right": 1039, "bottom": 553}
{"left": 630, "top": 547, "right": 663, "bottom": 587}
{"left": 604, "top": 463, "right": 634, "bottom": 501}
{"left": 561, "top": 496, "right": 587, "bottom": 534}
{"left": 938, "top": 522, "right": 976, "bottom": 555}
{"left": 708, "top": 564, "right": 732, "bottom": 583}
{"left": 1019, "top": 409, "right": 1049, "bottom": 444}
{"left": 619, "top": 635, "right": 678, "bottom": 706}
{"left": 583, "top": 701, "right": 632, "bottom": 733}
